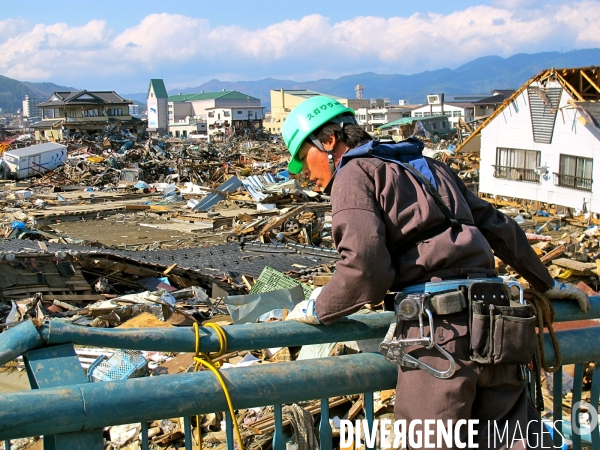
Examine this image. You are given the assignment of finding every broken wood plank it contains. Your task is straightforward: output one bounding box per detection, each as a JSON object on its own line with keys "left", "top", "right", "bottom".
{"left": 540, "top": 245, "right": 566, "bottom": 264}
{"left": 552, "top": 258, "right": 596, "bottom": 275}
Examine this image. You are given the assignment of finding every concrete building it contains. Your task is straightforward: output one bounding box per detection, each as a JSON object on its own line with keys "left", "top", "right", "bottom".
{"left": 22, "top": 95, "right": 41, "bottom": 118}
{"left": 266, "top": 89, "right": 376, "bottom": 135}
{"left": 355, "top": 102, "right": 422, "bottom": 133}
{"left": 457, "top": 66, "right": 600, "bottom": 214}
{"left": 377, "top": 116, "right": 451, "bottom": 139}
{"left": 411, "top": 90, "right": 514, "bottom": 128}
{"left": 31, "top": 90, "right": 141, "bottom": 141}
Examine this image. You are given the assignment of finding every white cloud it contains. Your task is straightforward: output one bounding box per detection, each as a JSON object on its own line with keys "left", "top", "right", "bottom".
{"left": 0, "top": 1, "right": 598, "bottom": 91}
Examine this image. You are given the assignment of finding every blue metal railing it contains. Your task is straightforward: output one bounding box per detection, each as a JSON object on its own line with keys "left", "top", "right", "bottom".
{"left": 1, "top": 297, "right": 600, "bottom": 450}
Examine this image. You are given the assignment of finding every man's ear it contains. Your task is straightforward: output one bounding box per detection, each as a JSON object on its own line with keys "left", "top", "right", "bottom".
{"left": 322, "top": 133, "right": 336, "bottom": 151}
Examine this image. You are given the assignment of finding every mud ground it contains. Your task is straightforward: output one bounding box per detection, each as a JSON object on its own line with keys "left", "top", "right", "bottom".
{"left": 47, "top": 216, "right": 228, "bottom": 247}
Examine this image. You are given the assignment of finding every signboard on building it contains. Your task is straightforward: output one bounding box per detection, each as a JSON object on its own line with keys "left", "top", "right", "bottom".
{"left": 147, "top": 99, "right": 158, "bottom": 128}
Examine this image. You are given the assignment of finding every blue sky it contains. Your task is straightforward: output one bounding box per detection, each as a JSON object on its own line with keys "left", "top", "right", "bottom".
{"left": 1, "top": 0, "right": 598, "bottom": 94}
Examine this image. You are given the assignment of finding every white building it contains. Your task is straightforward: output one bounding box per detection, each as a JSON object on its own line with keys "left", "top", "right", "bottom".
{"left": 458, "top": 66, "right": 600, "bottom": 214}
{"left": 355, "top": 102, "right": 421, "bottom": 132}
{"left": 167, "top": 90, "right": 264, "bottom": 138}
{"left": 22, "top": 95, "right": 41, "bottom": 118}
{"left": 411, "top": 91, "right": 513, "bottom": 128}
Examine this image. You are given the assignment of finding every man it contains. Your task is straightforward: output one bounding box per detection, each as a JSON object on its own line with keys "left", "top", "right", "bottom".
{"left": 282, "top": 96, "right": 590, "bottom": 449}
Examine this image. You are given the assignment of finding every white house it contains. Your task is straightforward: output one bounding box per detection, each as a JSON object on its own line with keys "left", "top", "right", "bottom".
{"left": 411, "top": 91, "right": 513, "bottom": 128}
{"left": 458, "top": 66, "right": 600, "bottom": 214}
{"left": 355, "top": 103, "right": 421, "bottom": 132}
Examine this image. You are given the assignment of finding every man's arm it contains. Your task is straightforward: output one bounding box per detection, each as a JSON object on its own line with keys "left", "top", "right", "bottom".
{"left": 444, "top": 166, "right": 555, "bottom": 292}
{"left": 315, "top": 163, "right": 395, "bottom": 324}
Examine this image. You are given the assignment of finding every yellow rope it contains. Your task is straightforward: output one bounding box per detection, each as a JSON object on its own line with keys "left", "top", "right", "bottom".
{"left": 193, "top": 322, "right": 244, "bottom": 450}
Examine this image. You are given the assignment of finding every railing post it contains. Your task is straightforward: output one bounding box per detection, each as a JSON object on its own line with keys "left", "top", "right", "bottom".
{"left": 364, "top": 392, "right": 375, "bottom": 450}
{"left": 22, "top": 344, "right": 104, "bottom": 450}
{"left": 183, "top": 416, "right": 193, "bottom": 450}
{"left": 572, "top": 364, "right": 584, "bottom": 450}
{"left": 273, "top": 404, "right": 284, "bottom": 450}
{"left": 553, "top": 367, "right": 563, "bottom": 449}
{"left": 590, "top": 363, "right": 600, "bottom": 450}
{"left": 140, "top": 421, "right": 149, "bottom": 450}
{"left": 225, "top": 411, "right": 234, "bottom": 450}
{"left": 319, "top": 397, "right": 332, "bottom": 450}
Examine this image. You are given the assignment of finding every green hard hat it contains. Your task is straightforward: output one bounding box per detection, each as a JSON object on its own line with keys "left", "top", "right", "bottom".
{"left": 282, "top": 95, "right": 355, "bottom": 174}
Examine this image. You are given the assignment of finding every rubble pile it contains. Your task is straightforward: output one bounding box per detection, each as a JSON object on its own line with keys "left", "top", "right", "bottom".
{"left": 1, "top": 133, "right": 600, "bottom": 449}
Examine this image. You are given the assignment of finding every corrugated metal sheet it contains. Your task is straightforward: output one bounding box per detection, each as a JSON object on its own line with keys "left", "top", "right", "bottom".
{"left": 191, "top": 176, "right": 243, "bottom": 211}
{"left": 528, "top": 87, "right": 562, "bottom": 144}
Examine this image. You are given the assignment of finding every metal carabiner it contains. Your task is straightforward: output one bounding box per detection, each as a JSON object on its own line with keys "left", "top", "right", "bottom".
{"left": 399, "top": 342, "right": 457, "bottom": 379}
{"left": 505, "top": 281, "right": 525, "bottom": 304}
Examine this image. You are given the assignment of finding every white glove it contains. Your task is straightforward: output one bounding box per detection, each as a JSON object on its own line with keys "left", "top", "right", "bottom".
{"left": 544, "top": 280, "right": 591, "bottom": 313}
{"left": 285, "top": 287, "right": 322, "bottom": 324}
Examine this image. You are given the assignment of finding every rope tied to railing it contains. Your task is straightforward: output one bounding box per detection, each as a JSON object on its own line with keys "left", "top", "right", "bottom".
{"left": 193, "top": 322, "right": 244, "bottom": 450}
{"left": 524, "top": 288, "right": 562, "bottom": 372}
{"left": 524, "top": 289, "right": 562, "bottom": 411}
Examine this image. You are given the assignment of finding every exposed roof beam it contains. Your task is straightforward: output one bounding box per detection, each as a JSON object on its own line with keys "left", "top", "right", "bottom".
{"left": 557, "top": 73, "right": 585, "bottom": 101}
{"left": 581, "top": 70, "right": 600, "bottom": 95}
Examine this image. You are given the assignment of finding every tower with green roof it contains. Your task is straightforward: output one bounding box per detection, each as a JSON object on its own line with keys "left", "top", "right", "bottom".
{"left": 147, "top": 79, "right": 168, "bottom": 135}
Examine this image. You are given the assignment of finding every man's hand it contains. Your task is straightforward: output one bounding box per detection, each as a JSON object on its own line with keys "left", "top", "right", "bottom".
{"left": 544, "top": 280, "right": 591, "bottom": 313}
{"left": 285, "top": 287, "right": 322, "bottom": 324}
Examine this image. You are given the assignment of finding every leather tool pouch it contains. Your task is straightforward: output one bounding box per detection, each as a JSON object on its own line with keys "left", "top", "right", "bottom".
{"left": 468, "top": 282, "right": 536, "bottom": 365}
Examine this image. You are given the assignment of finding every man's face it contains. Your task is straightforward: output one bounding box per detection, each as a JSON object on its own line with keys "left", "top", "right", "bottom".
{"left": 297, "top": 141, "right": 333, "bottom": 188}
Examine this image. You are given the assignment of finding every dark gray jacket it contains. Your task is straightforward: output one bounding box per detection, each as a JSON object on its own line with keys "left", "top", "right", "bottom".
{"left": 315, "top": 140, "right": 554, "bottom": 324}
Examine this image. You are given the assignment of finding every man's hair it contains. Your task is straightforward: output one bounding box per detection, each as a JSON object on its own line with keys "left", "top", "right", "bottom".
{"left": 313, "top": 121, "right": 372, "bottom": 150}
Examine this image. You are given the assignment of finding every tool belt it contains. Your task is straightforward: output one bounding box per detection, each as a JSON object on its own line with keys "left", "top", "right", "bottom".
{"left": 379, "top": 281, "right": 536, "bottom": 379}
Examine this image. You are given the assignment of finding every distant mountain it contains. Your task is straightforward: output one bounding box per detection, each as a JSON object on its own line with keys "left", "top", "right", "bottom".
{"left": 0, "top": 76, "right": 78, "bottom": 113}
{"left": 168, "top": 48, "right": 600, "bottom": 110}
{"left": 1, "top": 48, "right": 598, "bottom": 113}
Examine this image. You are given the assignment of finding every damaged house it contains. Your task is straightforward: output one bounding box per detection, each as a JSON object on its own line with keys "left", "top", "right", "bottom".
{"left": 31, "top": 90, "right": 144, "bottom": 142}
{"left": 457, "top": 66, "right": 600, "bottom": 215}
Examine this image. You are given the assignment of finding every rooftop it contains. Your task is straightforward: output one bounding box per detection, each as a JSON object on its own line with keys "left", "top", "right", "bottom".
{"left": 38, "top": 91, "right": 131, "bottom": 107}
{"left": 168, "top": 91, "right": 260, "bottom": 102}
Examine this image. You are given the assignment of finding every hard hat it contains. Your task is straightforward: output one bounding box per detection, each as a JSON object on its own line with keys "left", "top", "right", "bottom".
{"left": 282, "top": 95, "right": 355, "bottom": 174}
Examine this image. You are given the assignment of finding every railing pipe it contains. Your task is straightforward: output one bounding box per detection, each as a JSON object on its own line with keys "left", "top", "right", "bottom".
{"left": 2, "top": 325, "right": 597, "bottom": 441}
{"left": 0, "top": 297, "right": 597, "bottom": 369}
{"left": 0, "top": 353, "right": 398, "bottom": 440}
{"left": 543, "top": 327, "right": 600, "bottom": 365}
{"left": 1, "top": 297, "right": 598, "bottom": 367}
{"left": 0, "top": 314, "right": 392, "bottom": 366}
{"left": 0, "top": 319, "right": 44, "bottom": 364}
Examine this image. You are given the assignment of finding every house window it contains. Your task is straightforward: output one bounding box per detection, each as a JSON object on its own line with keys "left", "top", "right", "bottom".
{"left": 432, "top": 123, "right": 437, "bottom": 130}
{"left": 554, "top": 154, "right": 593, "bottom": 191}
{"left": 414, "top": 112, "right": 422, "bottom": 117}
{"left": 83, "top": 109, "right": 99, "bottom": 117}
{"left": 494, "top": 148, "right": 541, "bottom": 183}
{"left": 208, "top": 112, "right": 214, "bottom": 118}
{"left": 441, "top": 122, "right": 446, "bottom": 128}
{"left": 224, "top": 111, "right": 230, "bottom": 117}
{"left": 238, "top": 111, "right": 243, "bottom": 114}
{"left": 453, "top": 111, "right": 461, "bottom": 117}
{"left": 69, "top": 110, "right": 76, "bottom": 118}
{"left": 106, "top": 108, "right": 123, "bottom": 116}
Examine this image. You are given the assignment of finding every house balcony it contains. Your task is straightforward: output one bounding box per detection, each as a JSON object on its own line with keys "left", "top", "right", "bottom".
{"left": 553, "top": 172, "right": 593, "bottom": 192}
{"left": 492, "top": 165, "right": 540, "bottom": 183}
